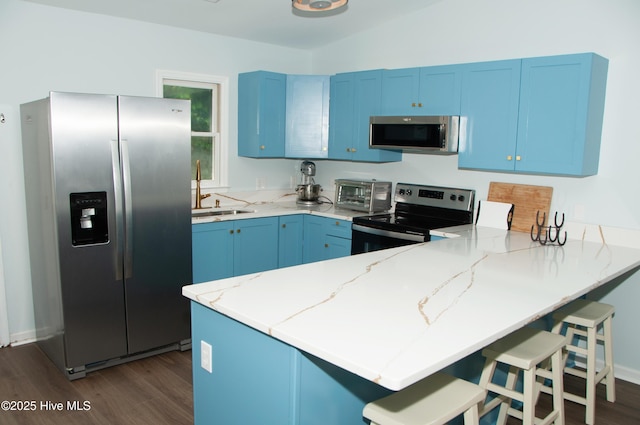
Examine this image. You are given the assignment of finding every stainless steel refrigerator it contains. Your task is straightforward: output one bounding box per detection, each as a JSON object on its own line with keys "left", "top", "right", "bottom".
{"left": 21, "top": 92, "right": 192, "bottom": 379}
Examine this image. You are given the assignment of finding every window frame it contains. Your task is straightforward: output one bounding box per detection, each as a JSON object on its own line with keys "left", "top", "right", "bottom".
{"left": 155, "top": 70, "right": 229, "bottom": 190}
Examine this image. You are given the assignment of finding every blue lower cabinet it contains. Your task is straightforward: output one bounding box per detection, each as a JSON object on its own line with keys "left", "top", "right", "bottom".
{"left": 278, "top": 215, "right": 304, "bottom": 268}
{"left": 191, "top": 302, "right": 390, "bottom": 424}
{"left": 192, "top": 221, "right": 234, "bottom": 283}
{"left": 233, "top": 217, "right": 279, "bottom": 276}
{"left": 303, "top": 215, "right": 352, "bottom": 264}
{"left": 192, "top": 217, "right": 278, "bottom": 282}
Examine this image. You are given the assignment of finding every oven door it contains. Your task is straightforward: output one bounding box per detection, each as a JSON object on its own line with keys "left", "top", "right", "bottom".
{"left": 351, "top": 224, "right": 428, "bottom": 255}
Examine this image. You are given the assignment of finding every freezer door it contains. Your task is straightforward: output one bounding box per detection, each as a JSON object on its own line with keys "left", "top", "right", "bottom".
{"left": 50, "top": 92, "right": 128, "bottom": 367}
{"left": 117, "top": 96, "right": 192, "bottom": 354}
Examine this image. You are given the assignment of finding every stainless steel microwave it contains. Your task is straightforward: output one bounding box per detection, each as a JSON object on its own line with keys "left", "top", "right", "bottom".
{"left": 369, "top": 115, "right": 459, "bottom": 154}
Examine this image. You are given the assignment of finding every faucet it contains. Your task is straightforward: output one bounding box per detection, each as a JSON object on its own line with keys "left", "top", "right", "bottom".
{"left": 194, "top": 159, "right": 211, "bottom": 209}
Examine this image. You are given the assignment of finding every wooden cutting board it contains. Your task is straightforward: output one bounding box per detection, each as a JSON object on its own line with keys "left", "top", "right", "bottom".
{"left": 487, "top": 182, "right": 553, "bottom": 232}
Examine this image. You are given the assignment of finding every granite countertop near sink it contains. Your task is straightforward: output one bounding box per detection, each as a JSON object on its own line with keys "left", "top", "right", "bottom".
{"left": 183, "top": 224, "right": 640, "bottom": 391}
{"left": 190, "top": 189, "right": 371, "bottom": 223}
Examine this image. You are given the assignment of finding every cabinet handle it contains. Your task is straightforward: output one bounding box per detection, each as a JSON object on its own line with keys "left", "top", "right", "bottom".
{"left": 418, "top": 103, "right": 423, "bottom": 107}
{"left": 281, "top": 224, "right": 286, "bottom": 228}
{"left": 507, "top": 155, "right": 513, "bottom": 161}
{"left": 260, "top": 145, "right": 265, "bottom": 150}
{"left": 516, "top": 155, "right": 521, "bottom": 161}
{"left": 335, "top": 221, "right": 340, "bottom": 226}
{"left": 411, "top": 102, "right": 417, "bottom": 107}
{"left": 237, "top": 229, "right": 241, "bottom": 234}
{"left": 229, "top": 229, "right": 234, "bottom": 234}
{"left": 346, "top": 148, "right": 351, "bottom": 152}
{"left": 324, "top": 243, "right": 329, "bottom": 248}
{"left": 351, "top": 148, "right": 356, "bottom": 153}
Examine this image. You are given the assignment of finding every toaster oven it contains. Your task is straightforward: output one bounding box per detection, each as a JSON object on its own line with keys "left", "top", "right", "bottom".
{"left": 334, "top": 179, "right": 392, "bottom": 213}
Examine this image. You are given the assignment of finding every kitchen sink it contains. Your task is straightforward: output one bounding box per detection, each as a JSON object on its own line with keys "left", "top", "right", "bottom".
{"left": 192, "top": 209, "right": 255, "bottom": 217}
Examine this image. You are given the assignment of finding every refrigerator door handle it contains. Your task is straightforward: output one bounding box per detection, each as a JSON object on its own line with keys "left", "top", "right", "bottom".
{"left": 121, "top": 139, "right": 134, "bottom": 279}
{"left": 110, "top": 139, "right": 124, "bottom": 281}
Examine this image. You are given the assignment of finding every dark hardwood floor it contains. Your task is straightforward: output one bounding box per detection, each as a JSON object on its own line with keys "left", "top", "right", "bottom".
{"left": 2, "top": 343, "right": 640, "bottom": 424}
{"left": 0, "top": 344, "right": 192, "bottom": 425}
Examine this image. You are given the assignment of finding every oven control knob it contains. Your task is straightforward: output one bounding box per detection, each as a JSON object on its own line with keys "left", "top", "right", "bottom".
{"left": 449, "top": 194, "right": 456, "bottom": 201}
{"left": 458, "top": 195, "right": 465, "bottom": 202}
{"left": 399, "top": 189, "right": 405, "bottom": 195}
{"left": 406, "top": 190, "right": 412, "bottom": 196}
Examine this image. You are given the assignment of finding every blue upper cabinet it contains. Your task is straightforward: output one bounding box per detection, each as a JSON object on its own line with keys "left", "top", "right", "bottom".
{"left": 380, "top": 68, "right": 420, "bottom": 115}
{"left": 458, "top": 59, "right": 522, "bottom": 171}
{"left": 418, "top": 65, "right": 463, "bottom": 115}
{"left": 459, "top": 53, "right": 608, "bottom": 176}
{"left": 329, "top": 70, "right": 402, "bottom": 162}
{"left": 238, "top": 71, "right": 286, "bottom": 158}
{"left": 381, "top": 65, "right": 463, "bottom": 116}
{"left": 515, "top": 53, "right": 608, "bottom": 176}
{"left": 285, "top": 74, "right": 330, "bottom": 159}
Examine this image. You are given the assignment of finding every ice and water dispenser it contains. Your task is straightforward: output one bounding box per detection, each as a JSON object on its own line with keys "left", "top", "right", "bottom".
{"left": 70, "top": 192, "right": 109, "bottom": 246}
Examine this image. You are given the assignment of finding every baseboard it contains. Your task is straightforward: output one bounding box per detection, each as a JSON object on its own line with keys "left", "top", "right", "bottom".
{"left": 9, "top": 329, "right": 37, "bottom": 347}
{"left": 613, "top": 363, "right": 640, "bottom": 385}
{"left": 573, "top": 356, "right": 640, "bottom": 385}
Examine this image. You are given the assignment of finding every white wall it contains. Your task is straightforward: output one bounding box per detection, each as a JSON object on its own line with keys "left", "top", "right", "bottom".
{"left": 0, "top": 0, "right": 309, "bottom": 343}
{"left": 309, "top": 0, "right": 640, "bottom": 381}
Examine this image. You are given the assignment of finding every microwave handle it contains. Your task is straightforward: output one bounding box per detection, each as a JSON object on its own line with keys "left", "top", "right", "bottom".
{"left": 458, "top": 116, "right": 468, "bottom": 153}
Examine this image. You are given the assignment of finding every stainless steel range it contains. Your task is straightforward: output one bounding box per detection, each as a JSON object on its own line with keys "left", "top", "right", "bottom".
{"left": 351, "top": 183, "right": 475, "bottom": 254}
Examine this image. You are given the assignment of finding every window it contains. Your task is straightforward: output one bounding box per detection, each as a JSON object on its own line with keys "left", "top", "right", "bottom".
{"left": 156, "top": 70, "right": 229, "bottom": 188}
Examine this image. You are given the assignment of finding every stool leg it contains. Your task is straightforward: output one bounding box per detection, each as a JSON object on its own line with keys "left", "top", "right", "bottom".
{"left": 463, "top": 402, "right": 480, "bottom": 425}
{"left": 585, "top": 325, "right": 597, "bottom": 425}
{"left": 551, "top": 348, "right": 565, "bottom": 425}
{"left": 522, "top": 368, "right": 536, "bottom": 425}
{"left": 603, "top": 316, "right": 616, "bottom": 403}
{"left": 479, "top": 358, "right": 499, "bottom": 418}
{"left": 496, "top": 366, "right": 518, "bottom": 425}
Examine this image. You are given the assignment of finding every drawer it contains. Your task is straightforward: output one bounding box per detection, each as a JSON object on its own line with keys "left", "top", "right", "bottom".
{"left": 325, "top": 218, "right": 352, "bottom": 239}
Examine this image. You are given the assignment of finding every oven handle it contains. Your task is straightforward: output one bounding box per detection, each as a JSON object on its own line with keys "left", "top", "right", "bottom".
{"left": 352, "top": 224, "right": 427, "bottom": 242}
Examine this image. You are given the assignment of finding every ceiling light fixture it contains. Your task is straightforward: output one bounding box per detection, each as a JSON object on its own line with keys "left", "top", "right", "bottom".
{"left": 292, "top": 0, "right": 348, "bottom": 12}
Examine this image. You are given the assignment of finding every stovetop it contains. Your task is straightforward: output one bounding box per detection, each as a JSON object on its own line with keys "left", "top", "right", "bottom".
{"left": 353, "top": 183, "right": 475, "bottom": 234}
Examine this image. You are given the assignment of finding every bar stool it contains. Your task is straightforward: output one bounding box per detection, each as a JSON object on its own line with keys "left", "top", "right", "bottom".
{"left": 362, "top": 372, "right": 485, "bottom": 425}
{"left": 478, "top": 327, "right": 566, "bottom": 425}
{"left": 550, "top": 299, "right": 616, "bottom": 425}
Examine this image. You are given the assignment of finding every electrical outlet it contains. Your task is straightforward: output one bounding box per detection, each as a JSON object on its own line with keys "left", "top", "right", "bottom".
{"left": 200, "top": 340, "right": 212, "bottom": 373}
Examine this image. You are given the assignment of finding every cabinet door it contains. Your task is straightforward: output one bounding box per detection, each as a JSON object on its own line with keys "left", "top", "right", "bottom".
{"left": 325, "top": 235, "right": 351, "bottom": 260}
{"left": 278, "top": 215, "right": 304, "bottom": 268}
{"left": 418, "top": 65, "right": 463, "bottom": 115}
{"left": 302, "top": 215, "right": 327, "bottom": 264}
{"left": 352, "top": 71, "right": 402, "bottom": 162}
{"left": 329, "top": 71, "right": 402, "bottom": 162}
{"left": 238, "top": 71, "right": 286, "bottom": 158}
{"left": 328, "top": 73, "right": 356, "bottom": 160}
{"left": 516, "top": 53, "right": 608, "bottom": 176}
{"left": 303, "top": 216, "right": 352, "bottom": 263}
{"left": 192, "top": 222, "right": 234, "bottom": 283}
{"left": 233, "top": 217, "right": 279, "bottom": 276}
{"left": 286, "top": 75, "right": 330, "bottom": 158}
{"left": 458, "top": 59, "right": 522, "bottom": 171}
{"left": 380, "top": 68, "right": 420, "bottom": 115}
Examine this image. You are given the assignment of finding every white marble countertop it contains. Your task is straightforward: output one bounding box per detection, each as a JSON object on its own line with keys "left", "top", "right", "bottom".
{"left": 183, "top": 224, "right": 640, "bottom": 391}
{"left": 191, "top": 199, "right": 368, "bottom": 224}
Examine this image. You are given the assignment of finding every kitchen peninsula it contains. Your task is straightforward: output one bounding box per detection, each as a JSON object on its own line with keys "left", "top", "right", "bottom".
{"left": 183, "top": 225, "right": 640, "bottom": 424}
